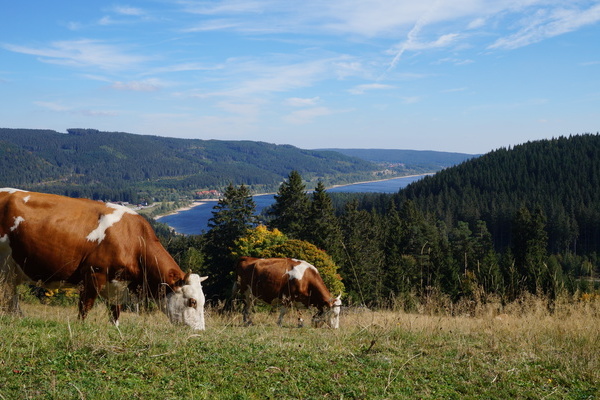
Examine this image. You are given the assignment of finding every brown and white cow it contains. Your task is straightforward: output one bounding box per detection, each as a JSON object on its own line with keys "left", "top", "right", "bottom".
{"left": 0, "top": 188, "right": 208, "bottom": 330}
{"left": 232, "top": 256, "right": 342, "bottom": 328}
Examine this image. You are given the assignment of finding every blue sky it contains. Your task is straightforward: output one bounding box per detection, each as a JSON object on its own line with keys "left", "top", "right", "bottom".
{"left": 1, "top": 1, "right": 599, "bottom": 154}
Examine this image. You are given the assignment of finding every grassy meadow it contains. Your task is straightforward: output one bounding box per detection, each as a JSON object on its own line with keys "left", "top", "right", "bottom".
{"left": 1, "top": 296, "right": 599, "bottom": 400}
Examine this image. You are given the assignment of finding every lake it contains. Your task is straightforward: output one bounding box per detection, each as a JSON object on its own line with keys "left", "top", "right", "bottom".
{"left": 156, "top": 174, "right": 428, "bottom": 235}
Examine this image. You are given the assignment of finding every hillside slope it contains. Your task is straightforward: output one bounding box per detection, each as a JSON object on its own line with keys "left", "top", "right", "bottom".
{"left": 394, "top": 134, "right": 600, "bottom": 254}
{"left": 0, "top": 128, "right": 382, "bottom": 201}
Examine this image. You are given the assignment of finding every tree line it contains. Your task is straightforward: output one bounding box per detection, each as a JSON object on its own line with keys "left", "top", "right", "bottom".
{"left": 153, "top": 134, "right": 600, "bottom": 309}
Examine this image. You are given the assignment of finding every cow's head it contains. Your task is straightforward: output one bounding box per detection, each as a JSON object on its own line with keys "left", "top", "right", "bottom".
{"left": 312, "top": 295, "right": 342, "bottom": 329}
{"left": 165, "top": 273, "right": 208, "bottom": 330}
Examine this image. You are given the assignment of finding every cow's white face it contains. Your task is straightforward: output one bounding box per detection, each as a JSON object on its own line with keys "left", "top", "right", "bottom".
{"left": 166, "top": 273, "right": 208, "bottom": 330}
{"left": 329, "top": 296, "right": 342, "bottom": 329}
{"left": 312, "top": 295, "right": 342, "bottom": 328}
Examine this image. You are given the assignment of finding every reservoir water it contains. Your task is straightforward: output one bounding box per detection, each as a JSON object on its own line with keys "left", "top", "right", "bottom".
{"left": 157, "top": 174, "right": 428, "bottom": 235}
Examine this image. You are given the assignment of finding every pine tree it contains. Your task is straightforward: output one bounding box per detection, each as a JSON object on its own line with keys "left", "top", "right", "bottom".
{"left": 205, "top": 183, "right": 258, "bottom": 297}
{"left": 303, "top": 181, "right": 343, "bottom": 260}
{"left": 268, "top": 170, "right": 310, "bottom": 238}
{"left": 512, "top": 206, "right": 549, "bottom": 294}
{"left": 339, "top": 200, "right": 385, "bottom": 305}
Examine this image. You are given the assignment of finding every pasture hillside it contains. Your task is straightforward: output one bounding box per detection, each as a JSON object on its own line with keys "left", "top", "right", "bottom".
{"left": 1, "top": 295, "right": 598, "bottom": 399}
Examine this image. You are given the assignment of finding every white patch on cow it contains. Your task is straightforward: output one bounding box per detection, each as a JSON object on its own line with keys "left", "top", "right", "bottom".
{"left": 86, "top": 203, "right": 137, "bottom": 243}
{"left": 285, "top": 260, "right": 318, "bottom": 281}
{"left": 0, "top": 234, "right": 8, "bottom": 243}
{"left": 0, "top": 188, "right": 28, "bottom": 194}
{"left": 23, "top": 195, "right": 31, "bottom": 203}
{"left": 165, "top": 274, "right": 208, "bottom": 330}
{"left": 10, "top": 216, "right": 25, "bottom": 232}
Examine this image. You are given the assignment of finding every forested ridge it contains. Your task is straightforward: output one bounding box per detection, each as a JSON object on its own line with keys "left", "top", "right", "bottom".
{"left": 391, "top": 134, "right": 600, "bottom": 255}
{"left": 157, "top": 134, "right": 600, "bottom": 309}
{"left": 0, "top": 128, "right": 390, "bottom": 202}
{"left": 322, "top": 148, "right": 476, "bottom": 171}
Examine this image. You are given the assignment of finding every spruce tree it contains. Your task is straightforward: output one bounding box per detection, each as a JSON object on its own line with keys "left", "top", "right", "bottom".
{"left": 268, "top": 170, "right": 310, "bottom": 238}
{"left": 205, "top": 183, "right": 258, "bottom": 298}
{"left": 304, "top": 181, "right": 343, "bottom": 260}
{"left": 339, "top": 200, "right": 385, "bottom": 305}
{"left": 512, "top": 206, "right": 549, "bottom": 294}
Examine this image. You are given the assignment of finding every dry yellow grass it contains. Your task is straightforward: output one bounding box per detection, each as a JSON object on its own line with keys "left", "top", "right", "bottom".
{"left": 1, "top": 293, "right": 599, "bottom": 399}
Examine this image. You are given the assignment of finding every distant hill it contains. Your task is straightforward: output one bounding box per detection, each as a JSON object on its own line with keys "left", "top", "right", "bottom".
{"left": 0, "top": 128, "right": 402, "bottom": 202}
{"left": 320, "top": 148, "right": 477, "bottom": 172}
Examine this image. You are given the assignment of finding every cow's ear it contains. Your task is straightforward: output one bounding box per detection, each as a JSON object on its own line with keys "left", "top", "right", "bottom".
{"left": 183, "top": 270, "right": 191, "bottom": 283}
{"left": 199, "top": 275, "right": 208, "bottom": 283}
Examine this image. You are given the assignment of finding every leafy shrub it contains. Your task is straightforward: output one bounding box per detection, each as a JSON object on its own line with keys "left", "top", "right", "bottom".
{"left": 232, "top": 225, "right": 288, "bottom": 258}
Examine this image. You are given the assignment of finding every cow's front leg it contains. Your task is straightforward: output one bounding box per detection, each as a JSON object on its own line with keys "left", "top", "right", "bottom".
{"left": 277, "top": 297, "right": 291, "bottom": 326}
{"left": 277, "top": 305, "right": 289, "bottom": 326}
{"left": 79, "top": 266, "right": 106, "bottom": 321}
{"left": 242, "top": 288, "right": 254, "bottom": 325}
{"left": 110, "top": 305, "right": 122, "bottom": 326}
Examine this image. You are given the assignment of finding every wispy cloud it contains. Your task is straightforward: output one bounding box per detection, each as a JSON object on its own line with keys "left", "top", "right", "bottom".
{"left": 34, "top": 100, "right": 118, "bottom": 116}
{"left": 111, "top": 79, "right": 165, "bottom": 91}
{"left": 3, "top": 39, "right": 149, "bottom": 71}
{"left": 282, "top": 107, "right": 335, "bottom": 124}
{"left": 285, "top": 97, "right": 321, "bottom": 107}
{"left": 112, "top": 6, "right": 146, "bottom": 16}
{"left": 489, "top": 3, "right": 600, "bottom": 50}
{"left": 34, "top": 101, "right": 71, "bottom": 112}
{"left": 348, "top": 83, "right": 396, "bottom": 95}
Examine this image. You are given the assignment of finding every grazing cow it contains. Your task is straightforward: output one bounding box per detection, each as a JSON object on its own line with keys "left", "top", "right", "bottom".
{"left": 0, "top": 188, "right": 208, "bottom": 330}
{"left": 233, "top": 256, "right": 342, "bottom": 328}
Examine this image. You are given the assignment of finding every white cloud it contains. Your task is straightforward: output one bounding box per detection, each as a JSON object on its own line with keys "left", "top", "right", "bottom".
{"left": 3, "top": 39, "right": 149, "bottom": 71}
{"left": 34, "top": 101, "right": 70, "bottom": 112}
{"left": 348, "top": 83, "right": 395, "bottom": 95}
{"left": 98, "top": 16, "right": 114, "bottom": 26}
{"left": 77, "top": 109, "right": 118, "bottom": 117}
{"left": 489, "top": 3, "right": 600, "bottom": 50}
{"left": 282, "top": 107, "right": 335, "bottom": 124}
{"left": 285, "top": 97, "right": 320, "bottom": 107}
{"left": 34, "top": 101, "right": 117, "bottom": 116}
{"left": 217, "top": 100, "right": 263, "bottom": 117}
{"left": 113, "top": 6, "right": 145, "bottom": 16}
{"left": 111, "top": 79, "right": 165, "bottom": 92}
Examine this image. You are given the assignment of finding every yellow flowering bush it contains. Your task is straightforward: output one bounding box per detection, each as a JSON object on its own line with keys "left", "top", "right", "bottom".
{"left": 232, "top": 225, "right": 288, "bottom": 258}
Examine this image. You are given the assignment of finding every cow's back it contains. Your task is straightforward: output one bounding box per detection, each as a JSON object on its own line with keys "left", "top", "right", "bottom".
{"left": 0, "top": 189, "right": 144, "bottom": 283}
{"left": 236, "top": 257, "right": 294, "bottom": 305}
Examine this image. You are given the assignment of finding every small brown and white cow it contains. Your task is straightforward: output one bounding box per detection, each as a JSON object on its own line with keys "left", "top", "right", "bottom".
{"left": 0, "top": 188, "right": 208, "bottom": 330}
{"left": 232, "top": 256, "right": 342, "bottom": 328}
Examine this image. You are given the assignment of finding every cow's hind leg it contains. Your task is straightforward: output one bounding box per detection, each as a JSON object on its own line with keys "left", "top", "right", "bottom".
{"left": 0, "top": 257, "right": 24, "bottom": 316}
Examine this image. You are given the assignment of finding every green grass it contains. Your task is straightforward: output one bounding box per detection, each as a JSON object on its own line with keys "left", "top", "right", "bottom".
{"left": 1, "top": 299, "right": 599, "bottom": 399}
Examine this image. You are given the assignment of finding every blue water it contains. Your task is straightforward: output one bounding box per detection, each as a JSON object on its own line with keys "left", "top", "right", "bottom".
{"left": 157, "top": 174, "right": 427, "bottom": 235}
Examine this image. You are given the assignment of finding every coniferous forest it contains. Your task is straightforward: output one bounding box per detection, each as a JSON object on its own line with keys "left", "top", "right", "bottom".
{"left": 157, "top": 134, "right": 600, "bottom": 309}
